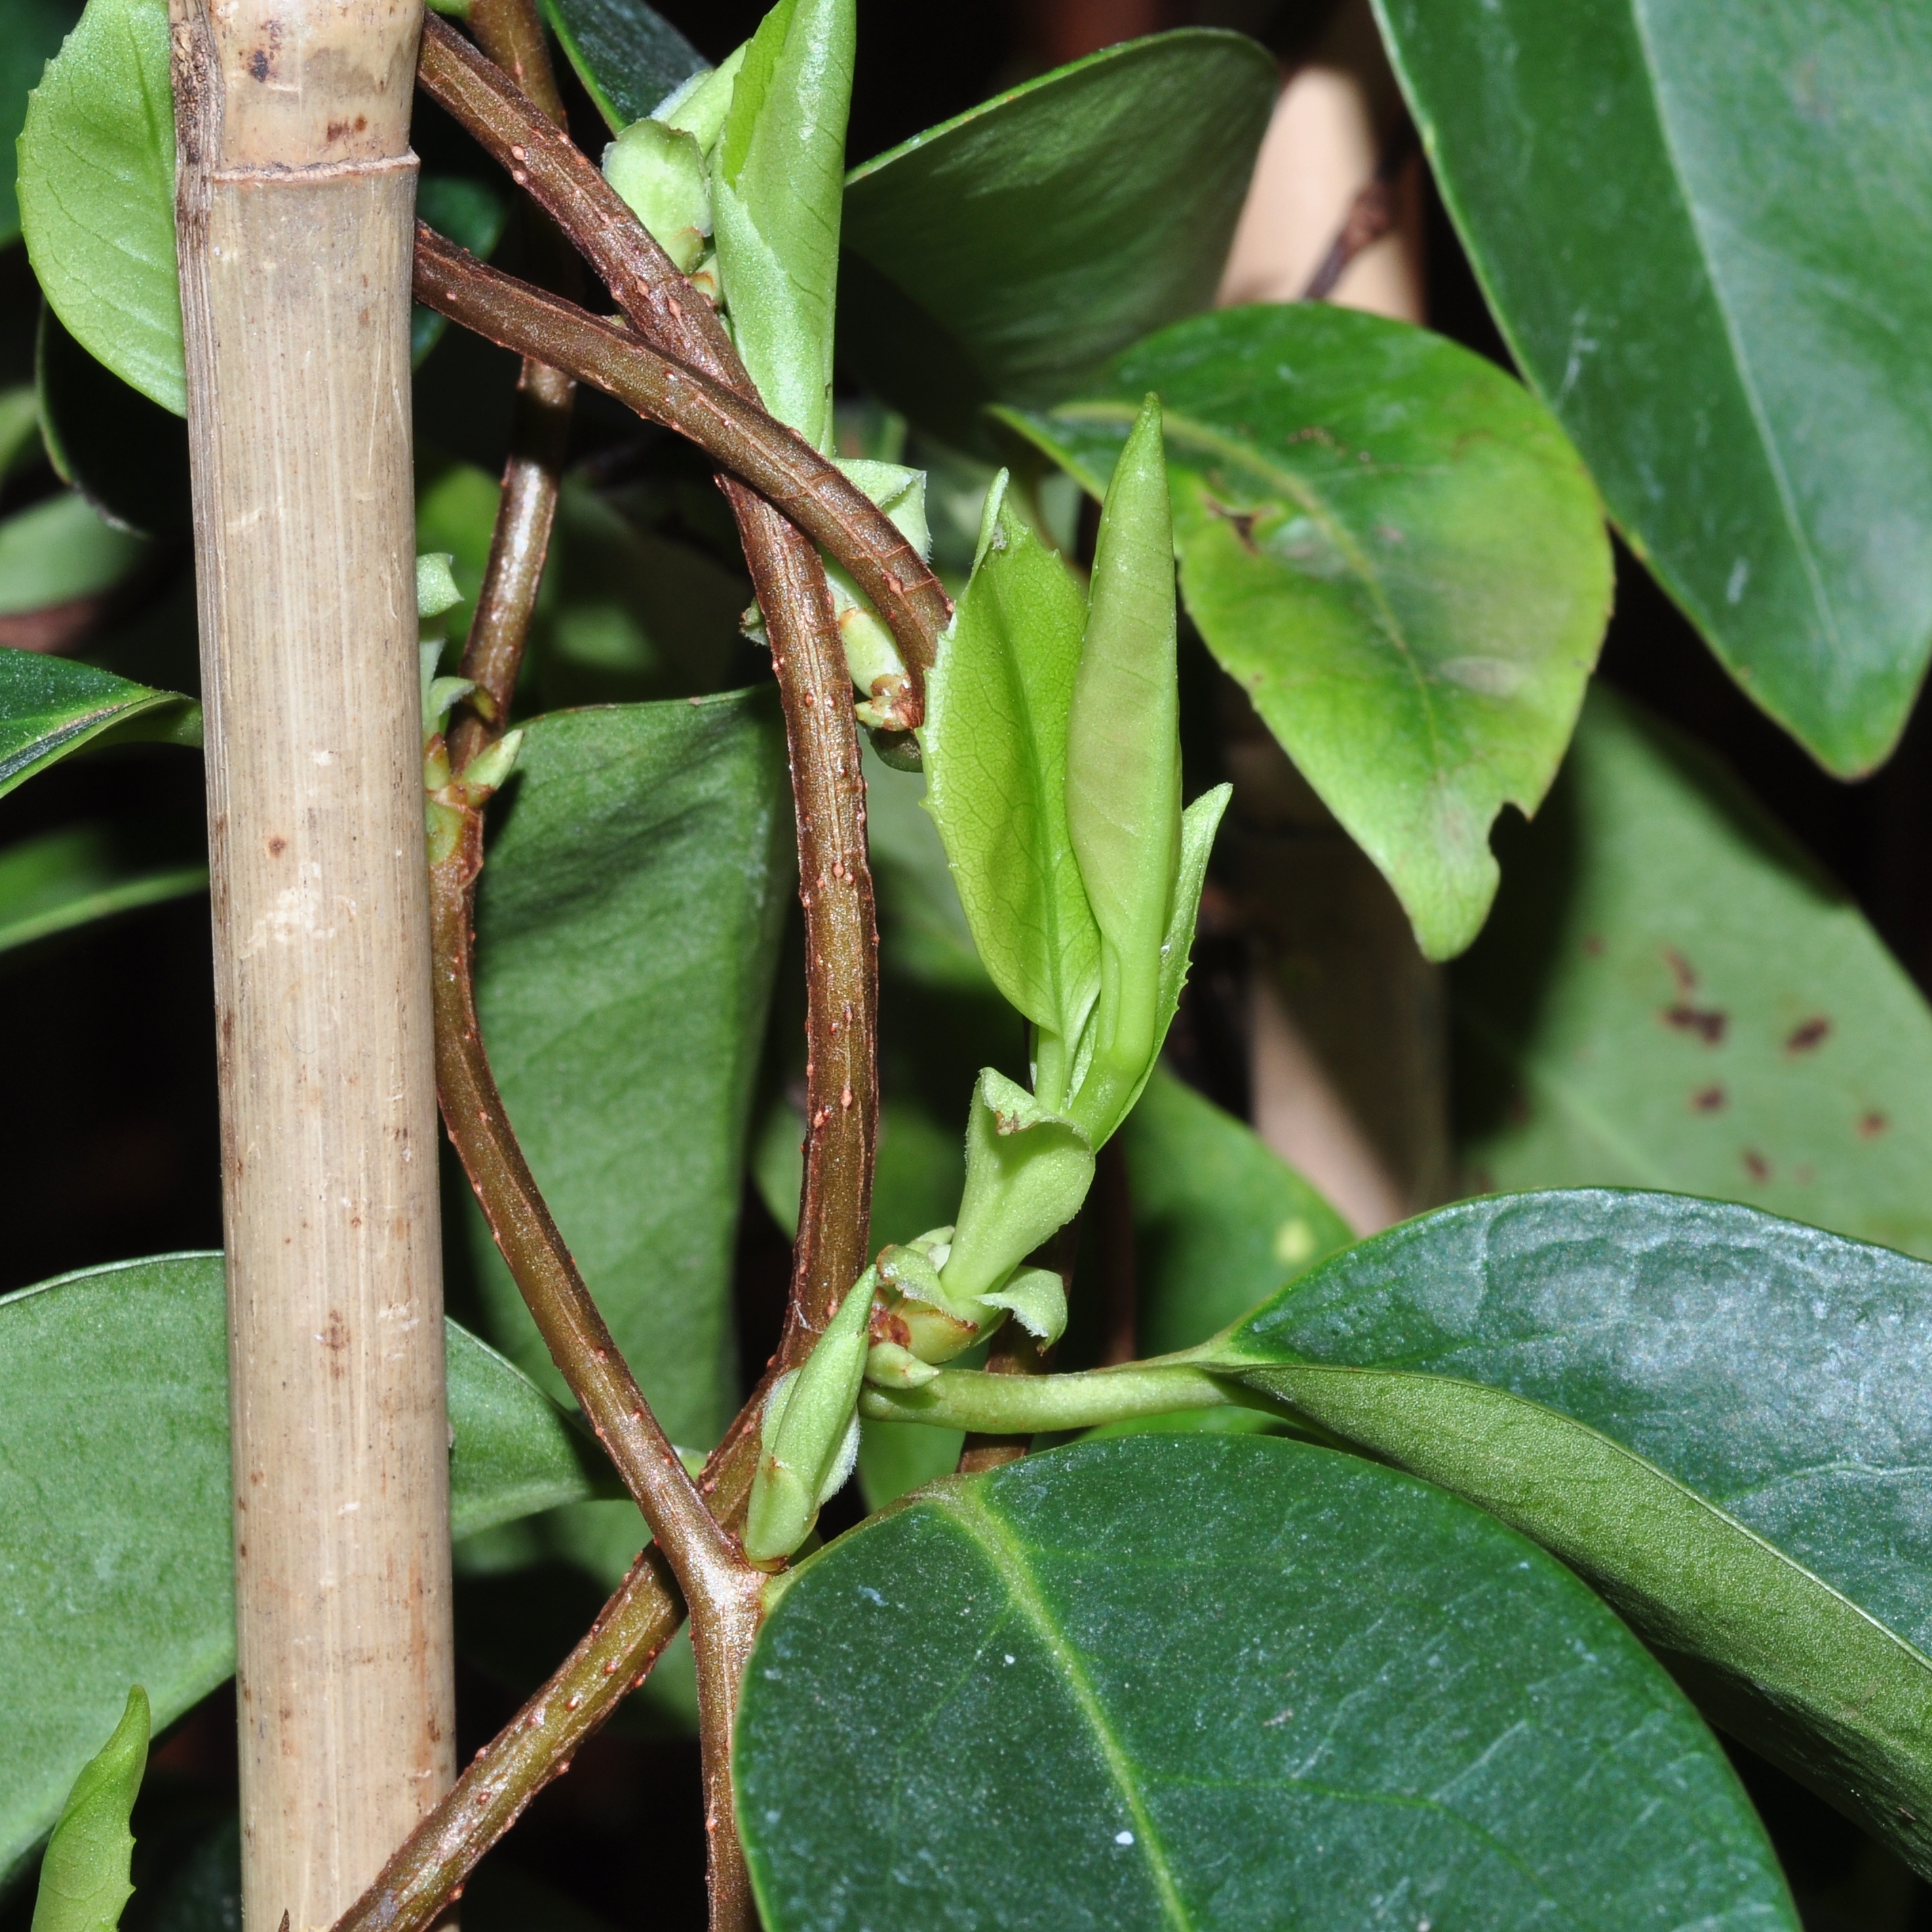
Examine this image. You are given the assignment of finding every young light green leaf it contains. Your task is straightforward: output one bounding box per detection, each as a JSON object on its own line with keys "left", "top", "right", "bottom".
{"left": 0, "top": 650, "right": 194, "bottom": 798}
{"left": 838, "top": 33, "right": 1276, "bottom": 454}
{"left": 1200, "top": 1187, "right": 1932, "bottom": 1877}
{"left": 1063, "top": 396, "right": 1180, "bottom": 1141}
{"left": 1, "top": 0, "right": 81, "bottom": 246}
{"left": 539, "top": 0, "right": 706, "bottom": 133}
{"left": 30, "top": 1685, "right": 147, "bottom": 1932}
{"left": 1375, "top": 0, "right": 1932, "bottom": 776}
{"left": 1001, "top": 303, "right": 1612, "bottom": 962}
{"left": 0, "top": 824, "right": 204, "bottom": 958}
{"left": 712, "top": 0, "right": 853, "bottom": 452}
{"left": 463, "top": 693, "right": 791, "bottom": 1454}
{"left": 737, "top": 1435, "right": 1796, "bottom": 1932}
{"left": 920, "top": 482, "right": 1100, "bottom": 1089}
{"left": 1455, "top": 687, "right": 1932, "bottom": 1258}
{"left": 18, "top": 0, "right": 182, "bottom": 414}
{"left": 0, "top": 1253, "right": 617, "bottom": 1887}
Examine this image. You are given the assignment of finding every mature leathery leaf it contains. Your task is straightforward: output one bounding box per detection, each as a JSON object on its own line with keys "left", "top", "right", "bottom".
{"left": 1206, "top": 1186, "right": 1932, "bottom": 1874}
{"left": 0, "top": 495, "right": 147, "bottom": 621}
{"left": 0, "top": 824, "right": 204, "bottom": 957}
{"left": 37, "top": 305, "right": 190, "bottom": 538}
{"left": 18, "top": 0, "right": 182, "bottom": 414}
{"left": 413, "top": 176, "right": 509, "bottom": 366}
{"left": 1124, "top": 1066, "right": 1349, "bottom": 1358}
{"left": 1, "top": 0, "right": 81, "bottom": 246}
{"left": 1374, "top": 0, "right": 1932, "bottom": 777}
{"left": 0, "top": 650, "right": 192, "bottom": 798}
{"left": 714, "top": 0, "right": 852, "bottom": 453}
{"left": 0, "top": 1254, "right": 616, "bottom": 1887}
{"left": 467, "top": 693, "right": 790, "bottom": 1449}
{"left": 1002, "top": 305, "right": 1612, "bottom": 961}
{"left": 920, "top": 488, "right": 1099, "bottom": 1056}
{"left": 838, "top": 34, "right": 1275, "bottom": 455}
{"left": 540, "top": 0, "right": 705, "bottom": 133}
{"left": 1455, "top": 688, "right": 1932, "bottom": 1256}
{"left": 739, "top": 1434, "right": 1794, "bottom": 1931}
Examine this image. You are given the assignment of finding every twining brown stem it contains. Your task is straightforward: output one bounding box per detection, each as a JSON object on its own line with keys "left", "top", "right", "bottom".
{"left": 429, "top": 821, "right": 762, "bottom": 1927}
{"left": 414, "top": 16, "right": 951, "bottom": 698}
{"left": 1298, "top": 123, "right": 1419, "bottom": 304}
{"left": 447, "top": 0, "right": 575, "bottom": 771}
{"left": 413, "top": 228, "right": 945, "bottom": 705}
{"left": 327, "top": 1546, "right": 683, "bottom": 1932}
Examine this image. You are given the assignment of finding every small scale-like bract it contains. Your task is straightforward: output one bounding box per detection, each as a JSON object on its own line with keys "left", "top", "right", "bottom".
{"left": 31, "top": 1686, "right": 147, "bottom": 1932}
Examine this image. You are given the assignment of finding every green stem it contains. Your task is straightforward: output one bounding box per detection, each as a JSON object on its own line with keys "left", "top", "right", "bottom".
{"left": 862, "top": 1361, "right": 1262, "bottom": 1434}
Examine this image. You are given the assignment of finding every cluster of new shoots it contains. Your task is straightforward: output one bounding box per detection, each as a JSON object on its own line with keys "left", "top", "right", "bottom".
{"left": 748, "top": 399, "right": 1231, "bottom": 1560}
{"left": 600, "top": 0, "right": 927, "bottom": 729}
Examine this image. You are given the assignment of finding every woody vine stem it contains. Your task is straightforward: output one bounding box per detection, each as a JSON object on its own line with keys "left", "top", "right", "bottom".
{"left": 326, "top": 9, "right": 951, "bottom": 1931}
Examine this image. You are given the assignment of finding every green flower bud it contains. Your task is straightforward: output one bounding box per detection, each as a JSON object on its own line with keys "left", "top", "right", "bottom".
{"left": 743, "top": 1264, "right": 875, "bottom": 1564}
{"left": 829, "top": 459, "right": 928, "bottom": 729}
{"left": 1066, "top": 395, "right": 1182, "bottom": 1146}
{"left": 864, "top": 1339, "right": 940, "bottom": 1389}
{"left": 872, "top": 1235, "right": 984, "bottom": 1366}
{"left": 416, "top": 550, "right": 463, "bottom": 623}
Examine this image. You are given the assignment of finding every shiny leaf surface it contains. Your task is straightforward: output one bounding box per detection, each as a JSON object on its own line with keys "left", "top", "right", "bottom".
{"left": 0, "top": 0, "right": 81, "bottom": 246}
{"left": 540, "top": 0, "right": 705, "bottom": 132}
{"left": 1001, "top": 304, "right": 1611, "bottom": 960}
{"left": 1208, "top": 1187, "right": 1932, "bottom": 1872}
{"left": 1374, "top": 0, "right": 1932, "bottom": 774}
{"left": 1453, "top": 688, "right": 1932, "bottom": 1257}
{"left": 0, "top": 649, "right": 192, "bottom": 798}
{"left": 0, "top": 1253, "right": 615, "bottom": 1887}
{"left": 838, "top": 33, "right": 1275, "bottom": 453}
{"left": 738, "top": 1434, "right": 1795, "bottom": 1931}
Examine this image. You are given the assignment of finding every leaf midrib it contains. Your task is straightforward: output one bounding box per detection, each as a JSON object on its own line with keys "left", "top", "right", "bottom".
{"left": 942, "top": 1484, "right": 1195, "bottom": 1932}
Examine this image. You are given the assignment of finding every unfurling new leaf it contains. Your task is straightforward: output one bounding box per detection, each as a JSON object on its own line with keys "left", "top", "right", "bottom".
{"left": 30, "top": 1686, "right": 147, "bottom": 1932}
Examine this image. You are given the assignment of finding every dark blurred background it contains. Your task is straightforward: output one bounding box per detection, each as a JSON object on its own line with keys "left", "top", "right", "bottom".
{"left": 3, "top": 0, "right": 1929, "bottom": 1927}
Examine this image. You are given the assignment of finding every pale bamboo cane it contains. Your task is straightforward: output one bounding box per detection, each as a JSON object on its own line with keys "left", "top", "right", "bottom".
{"left": 168, "top": 5, "right": 455, "bottom": 1927}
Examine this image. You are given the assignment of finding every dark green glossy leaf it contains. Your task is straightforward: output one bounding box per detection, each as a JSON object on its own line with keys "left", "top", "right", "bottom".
{"left": 0, "top": 649, "right": 193, "bottom": 798}
{"left": 0, "top": 1252, "right": 615, "bottom": 1887}
{"left": 1002, "top": 304, "right": 1612, "bottom": 961}
{"left": 1124, "top": 1065, "right": 1349, "bottom": 1359}
{"left": 838, "top": 33, "right": 1276, "bottom": 453}
{"left": 1374, "top": 0, "right": 1932, "bottom": 775}
{"left": 18, "top": 0, "right": 181, "bottom": 413}
{"left": 540, "top": 0, "right": 705, "bottom": 133}
{"left": 738, "top": 1434, "right": 1794, "bottom": 1931}
{"left": 412, "top": 176, "right": 510, "bottom": 366}
{"left": 37, "top": 303, "right": 189, "bottom": 538}
{"left": 1454, "top": 688, "right": 1932, "bottom": 1257}
{"left": 1206, "top": 1186, "right": 1932, "bottom": 1874}
{"left": 0, "top": 824, "right": 204, "bottom": 957}
{"left": 0, "top": 0, "right": 82, "bottom": 246}
{"left": 466, "top": 693, "right": 790, "bottom": 1454}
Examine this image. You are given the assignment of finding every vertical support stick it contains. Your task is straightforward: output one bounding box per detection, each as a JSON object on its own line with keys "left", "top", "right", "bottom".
{"left": 170, "top": 4, "right": 455, "bottom": 1927}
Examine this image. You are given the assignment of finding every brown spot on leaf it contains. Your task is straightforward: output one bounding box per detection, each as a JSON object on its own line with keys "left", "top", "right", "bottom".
{"left": 1743, "top": 1149, "right": 1771, "bottom": 1182}
{"left": 1785, "top": 1016, "right": 1830, "bottom": 1054}
{"left": 1583, "top": 933, "right": 1604, "bottom": 958}
{"left": 1663, "top": 1003, "right": 1728, "bottom": 1044}
{"left": 1203, "top": 497, "right": 1259, "bottom": 554}
{"left": 1691, "top": 1085, "right": 1726, "bottom": 1113}
{"left": 1859, "top": 1110, "right": 1889, "bottom": 1139}
{"left": 1662, "top": 946, "right": 1697, "bottom": 992}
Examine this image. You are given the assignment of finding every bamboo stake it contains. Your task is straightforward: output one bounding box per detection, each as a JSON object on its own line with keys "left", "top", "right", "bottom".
{"left": 168, "top": 5, "right": 455, "bottom": 1929}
